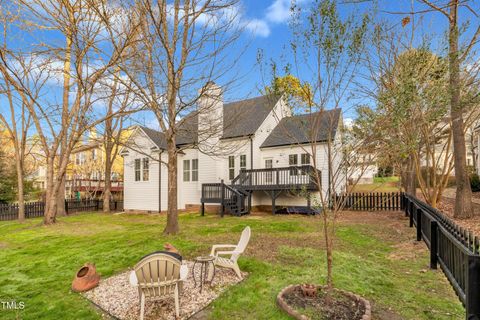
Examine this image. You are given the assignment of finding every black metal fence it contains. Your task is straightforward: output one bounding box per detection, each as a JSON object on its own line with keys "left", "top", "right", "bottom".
{"left": 0, "top": 199, "right": 123, "bottom": 221}
{"left": 404, "top": 194, "right": 480, "bottom": 320}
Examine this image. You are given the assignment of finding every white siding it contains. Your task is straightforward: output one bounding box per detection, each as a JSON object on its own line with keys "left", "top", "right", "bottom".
{"left": 123, "top": 132, "right": 161, "bottom": 212}
{"left": 177, "top": 149, "right": 201, "bottom": 209}
{"left": 123, "top": 96, "right": 346, "bottom": 212}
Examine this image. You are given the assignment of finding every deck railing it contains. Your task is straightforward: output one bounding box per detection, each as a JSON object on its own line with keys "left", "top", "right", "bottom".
{"left": 231, "top": 165, "right": 320, "bottom": 190}
{"left": 200, "top": 181, "right": 247, "bottom": 216}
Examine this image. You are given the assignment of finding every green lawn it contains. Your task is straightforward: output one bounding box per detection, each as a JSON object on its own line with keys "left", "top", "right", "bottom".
{"left": 0, "top": 211, "right": 463, "bottom": 319}
{"left": 351, "top": 176, "right": 400, "bottom": 193}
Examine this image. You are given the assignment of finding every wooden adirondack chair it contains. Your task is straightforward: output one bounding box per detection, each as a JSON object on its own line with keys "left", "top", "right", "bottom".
{"left": 210, "top": 226, "right": 251, "bottom": 279}
{"left": 129, "top": 253, "right": 188, "bottom": 319}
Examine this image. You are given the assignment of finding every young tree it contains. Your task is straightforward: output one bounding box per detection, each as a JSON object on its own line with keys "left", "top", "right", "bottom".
{"left": 264, "top": 0, "right": 370, "bottom": 296}
{"left": 119, "top": 0, "right": 243, "bottom": 234}
{"left": 419, "top": 0, "right": 480, "bottom": 218}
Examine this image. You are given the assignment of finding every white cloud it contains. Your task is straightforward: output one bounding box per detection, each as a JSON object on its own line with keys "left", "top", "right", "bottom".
{"left": 243, "top": 18, "right": 271, "bottom": 37}
{"left": 265, "top": 0, "right": 293, "bottom": 23}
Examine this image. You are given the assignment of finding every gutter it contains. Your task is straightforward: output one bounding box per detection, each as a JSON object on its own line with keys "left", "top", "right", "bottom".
{"left": 250, "top": 136, "right": 253, "bottom": 169}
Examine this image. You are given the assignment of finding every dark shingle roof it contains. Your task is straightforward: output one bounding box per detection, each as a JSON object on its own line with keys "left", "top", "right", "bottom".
{"left": 139, "top": 126, "right": 167, "bottom": 149}
{"left": 135, "top": 94, "right": 280, "bottom": 149}
{"left": 222, "top": 94, "right": 279, "bottom": 139}
{"left": 260, "top": 109, "right": 342, "bottom": 148}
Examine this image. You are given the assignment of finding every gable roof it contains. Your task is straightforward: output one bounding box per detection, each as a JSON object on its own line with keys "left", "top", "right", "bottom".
{"left": 130, "top": 94, "right": 280, "bottom": 150}
{"left": 222, "top": 94, "right": 279, "bottom": 139}
{"left": 139, "top": 126, "right": 167, "bottom": 149}
{"left": 260, "top": 109, "right": 342, "bottom": 148}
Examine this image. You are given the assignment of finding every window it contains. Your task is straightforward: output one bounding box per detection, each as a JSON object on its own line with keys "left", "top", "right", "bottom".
{"left": 229, "top": 156, "right": 235, "bottom": 180}
{"left": 192, "top": 159, "right": 199, "bottom": 181}
{"left": 92, "top": 149, "right": 97, "bottom": 160}
{"left": 142, "top": 158, "right": 149, "bottom": 181}
{"left": 289, "top": 154, "right": 298, "bottom": 175}
{"left": 183, "top": 160, "right": 190, "bottom": 182}
{"left": 240, "top": 155, "right": 247, "bottom": 171}
{"left": 135, "top": 159, "right": 141, "bottom": 181}
{"left": 301, "top": 153, "right": 310, "bottom": 175}
{"left": 75, "top": 153, "right": 85, "bottom": 165}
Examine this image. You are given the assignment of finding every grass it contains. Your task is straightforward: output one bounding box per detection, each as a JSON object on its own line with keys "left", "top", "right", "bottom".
{"left": 0, "top": 211, "right": 463, "bottom": 320}
{"left": 351, "top": 176, "right": 400, "bottom": 193}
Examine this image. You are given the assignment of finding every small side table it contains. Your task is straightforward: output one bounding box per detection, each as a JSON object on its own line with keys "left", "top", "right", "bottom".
{"left": 193, "top": 255, "right": 215, "bottom": 292}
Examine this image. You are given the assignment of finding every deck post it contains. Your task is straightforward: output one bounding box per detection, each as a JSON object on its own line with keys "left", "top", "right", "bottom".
{"left": 220, "top": 180, "right": 225, "bottom": 218}
{"left": 272, "top": 191, "right": 276, "bottom": 214}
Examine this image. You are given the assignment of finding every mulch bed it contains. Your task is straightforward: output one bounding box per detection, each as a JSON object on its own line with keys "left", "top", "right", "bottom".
{"left": 83, "top": 260, "right": 246, "bottom": 320}
{"left": 436, "top": 197, "right": 480, "bottom": 237}
{"left": 281, "top": 286, "right": 367, "bottom": 320}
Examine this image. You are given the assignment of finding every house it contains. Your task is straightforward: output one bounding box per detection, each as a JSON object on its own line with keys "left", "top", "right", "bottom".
{"left": 65, "top": 129, "right": 131, "bottom": 199}
{"left": 121, "top": 82, "right": 345, "bottom": 215}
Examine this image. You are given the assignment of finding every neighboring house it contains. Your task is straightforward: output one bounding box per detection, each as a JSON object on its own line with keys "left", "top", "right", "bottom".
{"left": 66, "top": 129, "right": 128, "bottom": 199}
{"left": 348, "top": 154, "right": 377, "bottom": 184}
{"left": 121, "top": 82, "right": 345, "bottom": 214}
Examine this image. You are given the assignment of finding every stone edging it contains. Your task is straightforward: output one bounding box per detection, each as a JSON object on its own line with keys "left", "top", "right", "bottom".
{"left": 276, "top": 284, "right": 371, "bottom": 320}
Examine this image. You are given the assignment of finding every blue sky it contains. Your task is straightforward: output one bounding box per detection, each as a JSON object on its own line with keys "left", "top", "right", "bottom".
{"left": 2, "top": 0, "right": 479, "bottom": 131}
{"left": 203, "top": 0, "right": 478, "bottom": 122}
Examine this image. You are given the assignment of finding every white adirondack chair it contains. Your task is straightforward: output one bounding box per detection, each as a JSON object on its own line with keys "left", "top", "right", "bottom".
{"left": 129, "top": 253, "right": 188, "bottom": 320}
{"left": 210, "top": 226, "right": 251, "bottom": 279}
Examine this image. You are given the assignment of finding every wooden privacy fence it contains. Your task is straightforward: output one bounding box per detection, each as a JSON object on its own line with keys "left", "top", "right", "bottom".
{"left": 333, "top": 192, "right": 404, "bottom": 211}
{"left": 0, "top": 199, "right": 124, "bottom": 221}
{"left": 404, "top": 194, "right": 480, "bottom": 320}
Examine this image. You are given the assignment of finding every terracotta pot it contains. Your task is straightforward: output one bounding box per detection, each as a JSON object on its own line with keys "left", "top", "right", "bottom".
{"left": 72, "top": 263, "right": 100, "bottom": 292}
{"left": 277, "top": 284, "right": 372, "bottom": 320}
{"left": 300, "top": 284, "right": 317, "bottom": 297}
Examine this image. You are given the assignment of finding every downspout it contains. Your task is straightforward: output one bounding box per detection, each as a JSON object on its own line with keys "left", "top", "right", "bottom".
{"left": 159, "top": 150, "right": 163, "bottom": 213}
{"left": 250, "top": 136, "right": 253, "bottom": 169}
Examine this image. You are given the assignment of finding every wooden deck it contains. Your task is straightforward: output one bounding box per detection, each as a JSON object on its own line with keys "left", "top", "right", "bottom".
{"left": 201, "top": 166, "right": 321, "bottom": 215}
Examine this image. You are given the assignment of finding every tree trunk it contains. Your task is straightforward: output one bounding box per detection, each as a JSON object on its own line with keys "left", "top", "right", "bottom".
{"left": 163, "top": 138, "right": 179, "bottom": 235}
{"left": 405, "top": 156, "right": 416, "bottom": 196}
{"left": 449, "top": 0, "right": 474, "bottom": 218}
{"left": 44, "top": 159, "right": 57, "bottom": 224}
{"left": 56, "top": 174, "right": 66, "bottom": 216}
{"left": 16, "top": 159, "right": 25, "bottom": 221}
{"left": 103, "top": 155, "right": 112, "bottom": 213}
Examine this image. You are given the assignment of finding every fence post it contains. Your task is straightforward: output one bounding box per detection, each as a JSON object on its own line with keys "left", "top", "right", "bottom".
{"left": 409, "top": 203, "right": 414, "bottom": 228}
{"left": 430, "top": 220, "right": 438, "bottom": 269}
{"left": 64, "top": 200, "right": 68, "bottom": 215}
{"left": 416, "top": 207, "right": 422, "bottom": 241}
{"left": 96, "top": 199, "right": 100, "bottom": 211}
{"left": 466, "top": 255, "right": 480, "bottom": 320}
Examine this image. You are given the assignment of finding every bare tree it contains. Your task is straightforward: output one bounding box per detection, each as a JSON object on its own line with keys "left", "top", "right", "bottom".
{"left": 418, "top": 0, "right": 480, "bottom": 218}
{"left": 118, "top": 0, "right": 244, "bottom": 234}
{"left": 0, "top": 7, "right": 46, "bottom": 220}
{"left": 0, "top": 0, "right": 139, "bottom": 224}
